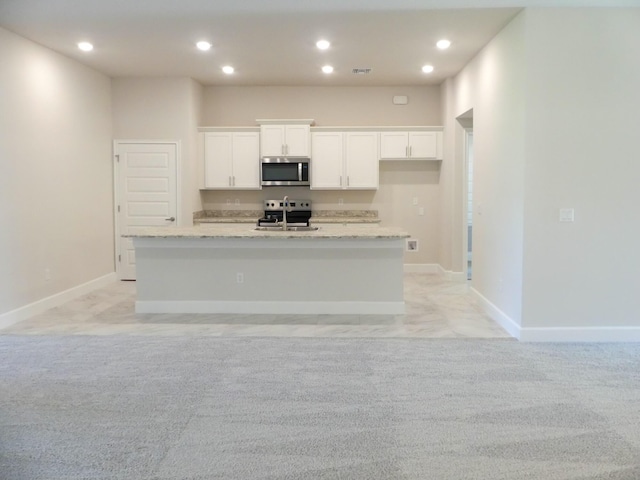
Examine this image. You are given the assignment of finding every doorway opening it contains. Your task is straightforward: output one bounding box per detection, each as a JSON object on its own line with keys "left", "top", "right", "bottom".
{"left": 465, "top": 131, "right": 474, "bottom": 280}
{"left": 456, "top": 109, "right": 473, "bottom": 281}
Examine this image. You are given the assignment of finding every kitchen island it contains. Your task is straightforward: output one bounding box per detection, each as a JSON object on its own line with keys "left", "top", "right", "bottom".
{"left": 127, "top": 224, "right": 409, "bottom": 315}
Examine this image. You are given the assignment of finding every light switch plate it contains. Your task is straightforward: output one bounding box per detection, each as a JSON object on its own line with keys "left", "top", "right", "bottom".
{"left": 559, "top": 208, "right": 575, "bottom": 222}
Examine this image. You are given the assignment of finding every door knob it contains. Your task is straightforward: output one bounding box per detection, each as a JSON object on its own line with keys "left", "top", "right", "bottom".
{"left": 165, "top": 217, "right": 175, "bottom": 222}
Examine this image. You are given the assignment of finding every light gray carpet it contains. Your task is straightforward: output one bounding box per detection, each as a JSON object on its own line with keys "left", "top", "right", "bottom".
{"left": 1, "top": 336, "right": 640, "bottom": 480}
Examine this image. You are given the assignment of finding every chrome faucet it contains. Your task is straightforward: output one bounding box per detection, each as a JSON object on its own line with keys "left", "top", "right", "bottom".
{"left": 282, "top": 195, "right": 290, "bottom": 230}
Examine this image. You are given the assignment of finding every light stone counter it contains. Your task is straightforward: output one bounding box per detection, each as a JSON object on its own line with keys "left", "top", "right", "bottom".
{"left": 194, "top": 216, "right": 380, "bottom": 225}
{"left": 127, "top": 223, "right": 407, "bottom": 239}
{"left": 310, "top": 217, "right": 380, "bottom": 224}
{"left": 195, "top": 217, "right": 258, "bottom": 224}
{"left": 193, "top": 209, "right": 380, "bottom": 225}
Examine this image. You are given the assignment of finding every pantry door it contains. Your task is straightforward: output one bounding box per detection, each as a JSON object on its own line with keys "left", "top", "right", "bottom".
{"left": 114, "top": 141, "right": 180, "bottom": 280}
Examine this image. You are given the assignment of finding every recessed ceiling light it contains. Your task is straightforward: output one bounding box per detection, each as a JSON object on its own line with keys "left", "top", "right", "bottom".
{"left": 422, "top": 65, "right": 434, "bottom": 73}
{"left": 222, "top": 65, "right": 234, "bottom": 74}
{"left": 196, "top": 41, "right": 212, "bottom": 51}
{"left": 436, "top": 39, "right": 451, "bottom": 50}
{"left": 322, "top": 65, "right": 334, "bottom": 74}
{"left": 316, "top": 40, "right": 330, "bottom": 50}
{"left": 77, "top": 42, "right": 93, "bottom": 52}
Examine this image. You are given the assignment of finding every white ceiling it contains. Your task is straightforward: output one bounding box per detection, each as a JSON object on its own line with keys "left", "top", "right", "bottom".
{"left": 0, "top": 0, "right": 637, "bottom": 86}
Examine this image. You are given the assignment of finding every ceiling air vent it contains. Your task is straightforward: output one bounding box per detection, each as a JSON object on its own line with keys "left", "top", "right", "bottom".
{"left": 352, "top": 68, "right": 372, "bottom": 75}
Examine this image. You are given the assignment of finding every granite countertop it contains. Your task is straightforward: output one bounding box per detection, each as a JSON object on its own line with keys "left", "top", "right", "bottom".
{"left": 195, "top": 217, "right": 258, "bottom": 224}
{"left": 310, "top": 216, "right": 380, "bottom": 224}
{"left": 125, "top": 224, "right": 408, "bottom": 239}
{"left": 195, "top": 216, "right": 380, "bottom": 224}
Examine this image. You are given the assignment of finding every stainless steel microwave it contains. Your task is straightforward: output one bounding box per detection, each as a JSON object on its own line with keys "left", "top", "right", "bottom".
{"left": 261, "top": 157, "right": 310, "bottom": 187}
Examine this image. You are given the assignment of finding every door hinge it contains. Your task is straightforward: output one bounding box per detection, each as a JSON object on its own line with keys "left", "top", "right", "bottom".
{"left": 117, "top": 205, "right": 121, "bottom": 213}
{"left": 115, "top": 154, "right": 120, "bottom": 162}
{"left": 118, "top": 255, "right": 121, "bottom": 262}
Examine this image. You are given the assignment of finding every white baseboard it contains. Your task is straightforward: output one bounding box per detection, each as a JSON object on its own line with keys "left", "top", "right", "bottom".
{"left": 0, "top": 273, "right": 117, "bottom": 330}
{"left": 520, "top": 327, "right": 640, "bottom": 343}
{"left": 136, "top": 300, "right": 405, "bottom": 315}
{"left": 437, "top": 265, "right": 467, "bottom": 282}
{"left": 470, "top": 287, "right": 521, "bottom": 340}
{"left": 469, "top": 287, "right": 640, "bottom": 342}
{"left": 404, "top": 264, "right": 440, "bottom": 274}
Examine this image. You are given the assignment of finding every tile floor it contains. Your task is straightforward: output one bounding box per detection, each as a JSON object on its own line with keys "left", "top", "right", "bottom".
{"left": 0, "top": 274, "right": 510, "bottom": 338}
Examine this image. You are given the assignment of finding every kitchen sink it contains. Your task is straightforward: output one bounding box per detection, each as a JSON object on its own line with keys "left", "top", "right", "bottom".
{"left": 254, "top": 226, "right": 319, "bottom": 232}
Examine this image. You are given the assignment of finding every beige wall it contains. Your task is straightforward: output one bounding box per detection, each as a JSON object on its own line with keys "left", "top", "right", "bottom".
{"left": 522, "top": 8, "right": 640, "bottom": 329}
{"left": 442, "top": 8, "right": 640, "bottom": 335}
{"left": 112, "top": 77, "right": 204, "bottom": 225}
{"left": 441, "top": 12, "right": 527, "bottom": 325}
{"left": 201, "top": 85, "right": 443, "bottom": 265}
{"left": 0, "top": 26, "right": 113, "bottom": 316}
{"left": 203, "top": 86, "right": 441, "bottom": 127}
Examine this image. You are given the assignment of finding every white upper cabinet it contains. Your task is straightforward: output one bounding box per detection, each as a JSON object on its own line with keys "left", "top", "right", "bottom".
{"left": 380, "top": 130, "right": 443, "bottom": 160}
{"left": 260, "top": 123, "right": 311, "bottom": 157}
{"left": 311, "top": 131, "right": 378, "bottom": 190}
{"left": 345, "top": 132, "right": 379, "bottom": 189}
{"left": 311, "top": 132, "right": 344, "bottom": 189}
{"left": 202, "top": 131, "right": 260, "bottom": 190}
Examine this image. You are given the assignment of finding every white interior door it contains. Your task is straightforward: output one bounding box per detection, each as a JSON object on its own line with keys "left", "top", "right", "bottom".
{"left": 115, "top": 141, "right": 178, "bottom": 280}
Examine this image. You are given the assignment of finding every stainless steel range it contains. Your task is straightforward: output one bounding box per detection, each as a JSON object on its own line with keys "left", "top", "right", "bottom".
{"left": 257, "top": 199, "right": 312, "bottom": 227}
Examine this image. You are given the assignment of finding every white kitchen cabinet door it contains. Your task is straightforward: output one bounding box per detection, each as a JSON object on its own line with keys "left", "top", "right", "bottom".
{"left": 345, "top": 132, "right": 378, "bottom": 189}
{"left": 203, "top": 133, "right": 233, "bottom": 188}
{"left": 409, "top": 131, "right": 438, "bottom": 159}
{"left": 260, "top": 125, "right": 286, "bottom": 156}
{"left": 203, "top": 132, "right": 260, "bottom": 189}
{"left": 230, "top": 132, "right": 260, "bottom": 188}
{"left": 260, "top": 124, "right": 310, "bottom": 157}
{"left": 311, "top": 132, "right": 344, "bottom": 189}
{"left": 380, "top": 131, "right": 442, "bottom": 159}
{"left": 380, "top": 131, "right": 409, "bottom": 158}
{"left": 284, "top": 124, "right": 311, "bottom": 157}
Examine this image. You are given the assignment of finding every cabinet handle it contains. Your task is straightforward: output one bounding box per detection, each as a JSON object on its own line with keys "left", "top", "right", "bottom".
{"left": 340, "top": 175, "right": 342, "bottom": 186}
{"left": 232, "top": 176, "right": 235, "bottom": 186}
{"left": 409, "top": 145, "right": 412, "bottom": 157}
{"left": 228, "top": 176, "right": 232, "bottom": 186}
{"left": 405, "top": 146, "right": 408, "bottom": 157}
{"left": 347, "top": 176, "right": 350, "bottom": 186}
{"left": 165, "top": 217, "right": 175, "bottom": 222}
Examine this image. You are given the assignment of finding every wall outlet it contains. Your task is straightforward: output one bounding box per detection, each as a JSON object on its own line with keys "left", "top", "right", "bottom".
{"left": 412, "top": 197, "right": 419, "bottom": 206}
{"left": 418, "top": 207, "right": 424, "bottom": 216}
{"left": 236, "top": 272, "right": 244, "bottom": 284}
{"left": 338, "top": 198, "right": 344, "bottom": 205}
{"left": 235, "top": 199, "right": 240, "bottom": 205}
{"left": 226, "top": 199, "right": 231, "bottom": 205}
{"left": 406, "top": 239, "right": 419, "bottom": 252}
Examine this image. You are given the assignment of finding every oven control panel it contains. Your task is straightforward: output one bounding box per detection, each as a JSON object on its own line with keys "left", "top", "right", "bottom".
{"left": 264, "top": 199, "right": 311, "bottom": 211}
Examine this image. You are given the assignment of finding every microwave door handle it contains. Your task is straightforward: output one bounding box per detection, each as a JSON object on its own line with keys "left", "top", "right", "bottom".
{"left": 298, "top": 162, "right": 302, "bottom": 181}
